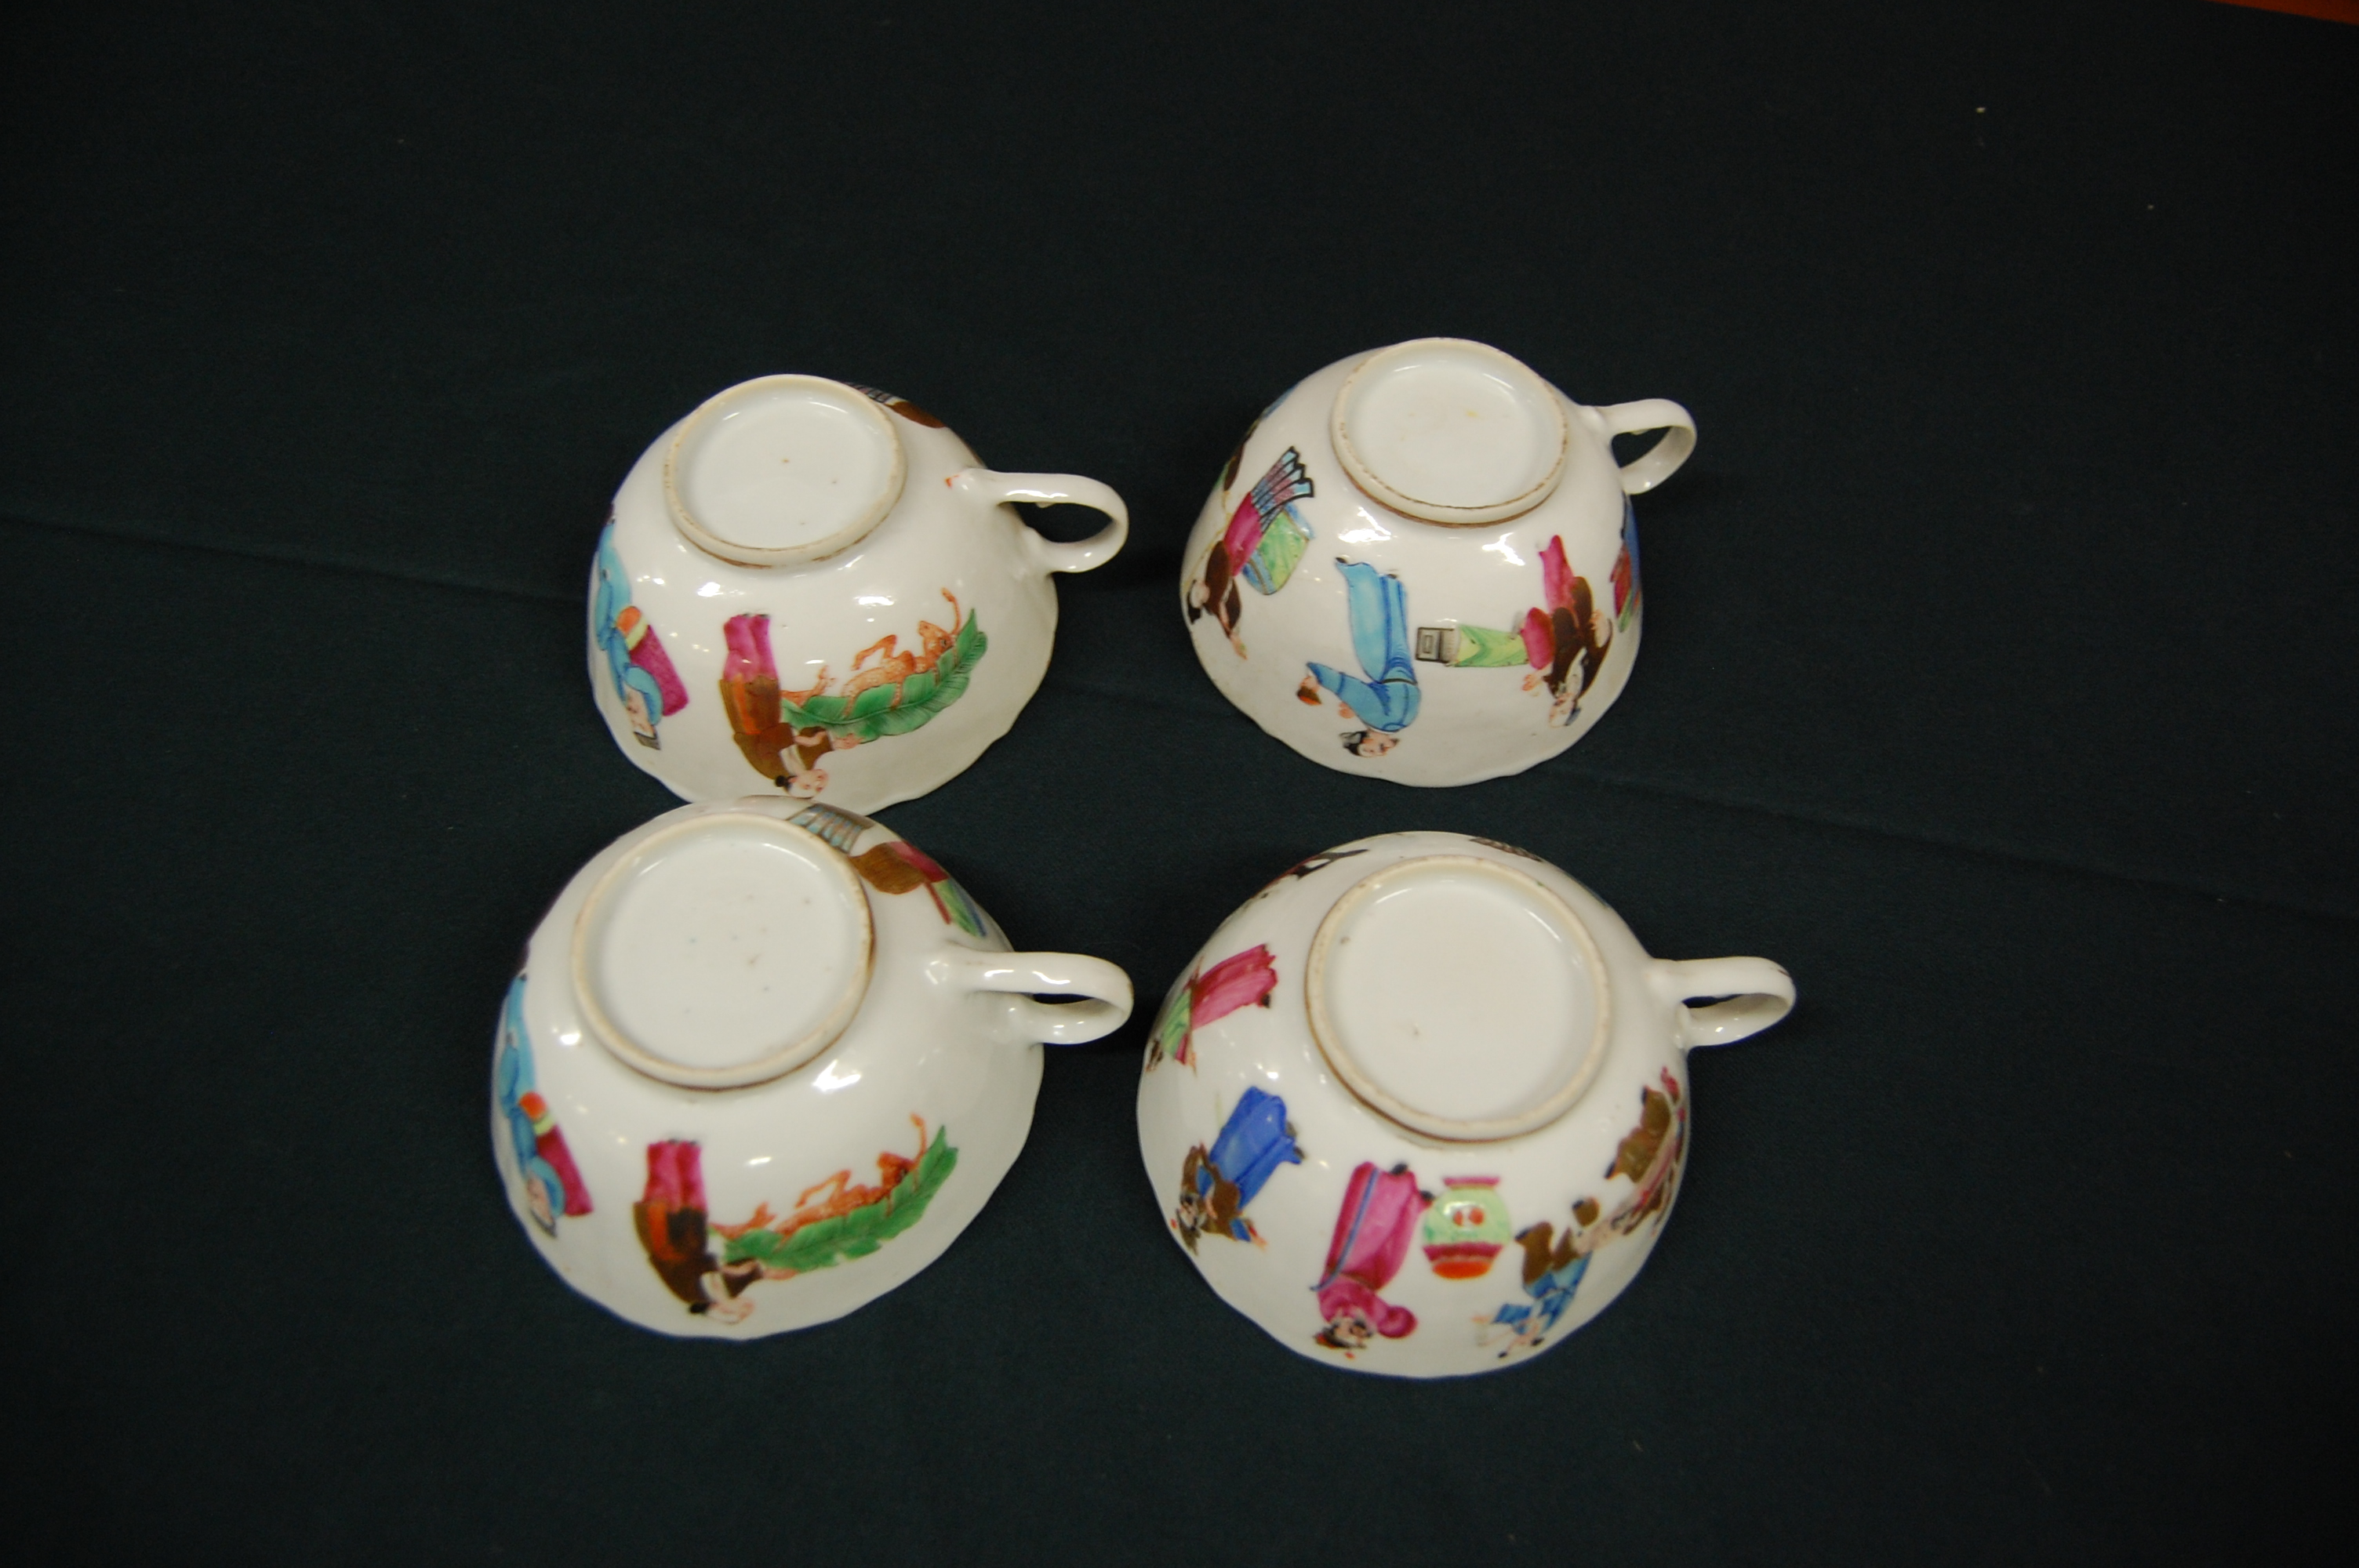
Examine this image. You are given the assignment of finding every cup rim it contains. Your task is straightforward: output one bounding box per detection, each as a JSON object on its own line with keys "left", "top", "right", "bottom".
{"left": 569, "top": 810, "right": 875, "bottom": 1089}
{"left": 663, "top": 375, "right": 908, "bottom": 568}
{"left": 1328, "top": 338, "right": 1571, "bottom": 527}
{"left": 1305, "top": 852, "right": 1612, "bottom": 1142}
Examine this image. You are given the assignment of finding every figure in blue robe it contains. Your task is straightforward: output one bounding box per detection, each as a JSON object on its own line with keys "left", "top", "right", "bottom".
{"left": 1175, "top": 1087, "right": 1303, "bottom": 1253}
{"left": 1301, "top": 559, "right": 1420, "bottom": 757}
{"left": 493, "top": 976, "right": 592, "bottom": 1236}
{"left": 591, "top": 521, "right": 688, "bottom": 748}
{"left": 1481, "top": 1208, "right": 1598, "bottom": 1356}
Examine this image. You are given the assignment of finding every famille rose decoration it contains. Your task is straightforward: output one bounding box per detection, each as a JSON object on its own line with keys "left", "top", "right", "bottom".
{"left": 590, "top": 375, "right": 1129, "bottom": 811}
{"left": 492, "top": 797, "right": 1133, "bottom": 1338}
{"left": 1135, "top": 831, "right": 1794, "bottom": 1377}
{"left": 1422, "top": 1177, "right": 1512, "bottom": 1279}
{"left": 1180, "top": 339, "right": 1691, "bottom": 785}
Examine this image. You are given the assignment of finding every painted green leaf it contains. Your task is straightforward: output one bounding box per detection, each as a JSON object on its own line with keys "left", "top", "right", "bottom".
{"left": 777, "top": 612, "right": 987, "bottom": 743}
{"left": 1147, "top": 979, "right": 1190, "bottom": 1066}
{"left": 720, "top": 1131, "right": 959, "bottom": 1277}
{"left": 848, "top": 682, "right": 898, "bottom": 721}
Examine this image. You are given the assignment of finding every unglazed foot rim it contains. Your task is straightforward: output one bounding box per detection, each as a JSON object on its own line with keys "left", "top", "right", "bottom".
{"left": 1306, "top": 854, "right": 1611, "bottom": 1142}
{"left": 570, "top": 811, "right": 875, "bottom": 1088}
{"left": 1329, "top": 338, "right": 1571, "bottom": 526}
{"left": 663, "top": 375, "right": 908, "bottom": 567}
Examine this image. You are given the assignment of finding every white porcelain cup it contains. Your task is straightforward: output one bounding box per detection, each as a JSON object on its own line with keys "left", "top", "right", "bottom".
{"left": 1180, "top": 339, "right": 1693, "bottom": 785}
{"left": 591, "top": 376, "right": 1129, "bottom": 811}
{"left": 1136, "top": 832, "right": 1793, "bottom": 1377}
{"left": 493, "top": 797, "right": 1133, "bottom": 1338}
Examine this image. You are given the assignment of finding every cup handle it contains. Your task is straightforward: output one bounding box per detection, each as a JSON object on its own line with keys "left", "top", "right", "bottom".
{"left": 951, "top": 468, "right": 1130, "bottom": 575}
{"left": 951, "top": 951, "right": 1135, "bottom": 1046}
{"left": 1647, "top": 956, "right": 1794, "bottom": 1051}
{"left": 1596, "top": 399, "right": 1696, "bottom": 495}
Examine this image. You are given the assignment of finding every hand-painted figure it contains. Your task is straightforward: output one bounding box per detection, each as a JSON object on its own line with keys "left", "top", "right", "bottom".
{"left": 845, "top": 839, "right": 987, "bottom": 938}
{"left": 1604, "top": 1070, "right": 1687, "bottom": 1236}
{"left": 719, "top": 614, "right": 838, "bottom": 799}
{"left": 783, "top": 803, "right": 987, "bottom": 937}
{"left": 1298, "top": 559, "right": 1420, "bottom": 757}
{"left": 1516, "top": 536, "right": 1612, "bottom": 727}
{"left": 1473, "top": 1071, "right": 1688, "bottom": 1356}
{"left": 1478, "top": 1196, "right": 1603, "bottom": 1357}
{"left": 1175, "top": 1087, "right": 1304, "bottom": 1253}
{"left": 718, "top": 593, "right": 985, "bottom": 799}
{"left": 1412, "top": 534, "right": 1612, "bottom": 728}
{"left": 1186, "top": 448, "right": 1316, "bottom": 659}
{"left": 633, "top": 1123, "right": 958, "bottom": 1325}
{"left": 1261, "top": 848, "right": 1369, "bottom": 890}
{"left": 633, "top": 1140, "right": 761, "bottom": 1324}
{"left": 847, "top": 383, "right": 948, "bottom": 427}
{"left": 1609, "top": 496, "right": 1641, "bottom": 633}
{"left": 1313, "top": 1162, "right": 1430, "bottom": 1352}
{"left": 493, "top": 976, "right": 593, "bottom": 1237}
{"left": 784, "top": 801, "right": 877, "bottom": 855}
{"left": 1147, "top": 943, "right": 1279, "bottom": 1071}
{"left": 592, "top": 521, "right": 690, "bottom": 749}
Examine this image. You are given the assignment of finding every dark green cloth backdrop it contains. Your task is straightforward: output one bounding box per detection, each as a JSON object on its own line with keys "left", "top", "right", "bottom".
{"left": 4, "top": 2, "right": 2351, "bottom": 1559}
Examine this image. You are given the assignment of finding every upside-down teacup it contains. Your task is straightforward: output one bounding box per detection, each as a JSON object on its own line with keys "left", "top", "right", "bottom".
{"left": 591, "top": 376, "right": 1129, "bottom": 811}
{"left": 1180, "top": 339, "right": 1694, "bottom": 784}
{"left": 1136, "top": 831, "right": 1793, "bottom": 1377}
{"left": 493, "top": 797, "right": 1132, "bottom": 1337}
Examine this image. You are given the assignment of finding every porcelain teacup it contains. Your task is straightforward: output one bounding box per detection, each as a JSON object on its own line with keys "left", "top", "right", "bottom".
{"left": 493, "top": 797, "right": 1133, "bottom": 1337}
{"left": 1135, "top": 831, "right": 1793, "bottom": 1377}
{"left": 592, "top": 376, "right": 1129, "bottom": 811}
{"left": 1179, "top": 339, "right": 1695, "bottom": 785}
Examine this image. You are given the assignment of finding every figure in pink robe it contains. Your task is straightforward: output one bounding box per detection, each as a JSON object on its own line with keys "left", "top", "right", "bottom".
{"left": 1184, "top": 448, "right": 1315, "bottom": 658}
{"left": 634, "top": 1140, "right": 758, "bottom": 1323}
{"left": 594, "top": 521, "right": 690, "bottom": 748}
{"left": 1517, "top": 535, "right": 1612, "bottom": 728}
{"left": 1608, "top": 496, "right": 1640, "bottom": 632}
{"left": 1147, "top": 944, "right": 1280, "bottom": 1070}
{"left": 1312, "top": 1161, "right": 1430, "bottom": 1352}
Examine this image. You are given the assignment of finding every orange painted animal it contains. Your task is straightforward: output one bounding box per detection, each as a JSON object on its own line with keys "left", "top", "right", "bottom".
{"left": 710, "top": 1116, "right": 932, "bottom": 1279}
{"left": 838, "top": 589, "right": 962, "bottom": 704}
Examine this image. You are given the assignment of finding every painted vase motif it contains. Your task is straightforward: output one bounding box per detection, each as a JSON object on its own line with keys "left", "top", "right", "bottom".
{"left": 1421, "top": 1177, "right": 1511, "bottom": 1280}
